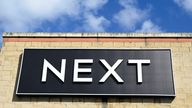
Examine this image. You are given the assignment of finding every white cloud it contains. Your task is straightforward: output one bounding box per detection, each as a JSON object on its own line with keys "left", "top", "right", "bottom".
{"left": 0, "top": 0, "right": 109, "bottom": 32}
{"left": 114, "top": 6, "right": 148, "bottom": 30}
{"left": 113, "top": 0, "right": 148, "bottom": 30}
{"left": 80, "top": 0, "right": 110, "bottom": 32}
{"left": 174, "top": 0, "right": 192, "bottom": 13}
{"left": 82, "top": 0, "right": 108, "bottom": 12}
{"left": 119, "top": 0, "right": 137, "bottom": 8}
{"left": 137, "top": 20, "right": 161, "bottom": 32}
{"left": 20, "top": 0, "right": 80, "bottom": 19}
{"left": 0, "top": 0, "right": 81, "bottom": 32}
{"left": 0, "top": 0, "right": 163, "bottom": 32}
{"left": 114, "top": 0, "right": 161, "bottom": 32}
{"left": 83, "top": 13, "right": 110, "bottom": 32}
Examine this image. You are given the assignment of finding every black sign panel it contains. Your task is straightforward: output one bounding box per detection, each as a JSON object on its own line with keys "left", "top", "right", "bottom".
{"left": 16, "top": 49, "right": 175, "bottom": 96}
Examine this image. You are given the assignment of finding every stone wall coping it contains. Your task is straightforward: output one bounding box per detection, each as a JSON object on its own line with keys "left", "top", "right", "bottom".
{"left": 3, "top": 32, "right": 192, "bottom": 38}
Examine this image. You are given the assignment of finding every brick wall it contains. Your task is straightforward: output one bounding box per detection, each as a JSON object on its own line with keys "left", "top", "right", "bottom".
{"left": 0, "top": 33, "right": 192, "bottom": 108}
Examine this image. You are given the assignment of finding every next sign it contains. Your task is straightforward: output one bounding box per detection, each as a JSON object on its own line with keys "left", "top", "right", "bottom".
{"left": 42, "top": 59, "right": 150, "bottom": 83}
{"left": 16, "top": 49, "right": 175, "bottom": 96}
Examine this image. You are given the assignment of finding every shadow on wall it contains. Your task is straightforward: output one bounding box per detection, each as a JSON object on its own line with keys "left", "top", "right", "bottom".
{"left": 0, "top": 33, "right": 2, "bottom": 48}
{"left": 12, "top": 54, "right": 175, "bottom": 104}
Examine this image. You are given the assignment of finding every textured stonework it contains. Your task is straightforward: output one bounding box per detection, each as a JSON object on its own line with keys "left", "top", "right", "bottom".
{"left": 0, "top": 33, "right": 192, "bottom": 108}
{"left": 3, "top": 32, "right": 192, "bottom": 37}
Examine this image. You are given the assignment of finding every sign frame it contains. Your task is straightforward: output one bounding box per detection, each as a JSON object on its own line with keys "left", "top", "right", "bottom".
{"left": 16, "top": 48, "right": 176, "bottom": 97}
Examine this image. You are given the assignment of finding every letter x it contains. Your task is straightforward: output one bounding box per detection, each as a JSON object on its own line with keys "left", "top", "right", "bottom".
{"left": 99, "top": 59, "right": 124, "bottom": 83}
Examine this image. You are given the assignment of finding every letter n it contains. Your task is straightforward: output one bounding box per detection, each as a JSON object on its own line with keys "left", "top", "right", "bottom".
{"left": 41, "top": 59, "right": 66, "bottom": 82}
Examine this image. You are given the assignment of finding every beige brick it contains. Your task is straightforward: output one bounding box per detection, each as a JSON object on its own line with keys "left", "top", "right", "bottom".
{"left": 0, "top": 103, "right": 3, "bottom": 108}
{"left": 92, "top": 42, "right": 103, "bottom": 47}
{"left": 1, "top": 38, "right": 192, "bottom": 108}
{"left": 171, "top": 43, "right": 181, "bottom": 47}
{"left": 3, "top": 103, "right": 15, "bottom": 108}
{"left": 16, "top": 47, "right": 25, "bottom": 51}
{"left": 48, "top": 42, "right": 61, "bottom": 47}
{"left": 24, "top": 42, "right": 32, "bottom": 47}
{"left": 15, "top": 42, "right": 26, "bottom": 47}
{"left": 71, "top": 42, "right": 82, "bottom": 47}
{"left": 134, "top": 42, "right": 146, "bottom": 47}
{"left": 172, "top": 47, "right": 179, "bottom": 52}
{"left": 5, "top": 47, "right": 17, "bottom": 51}
{"left": 81, "top": 42, "right": 92, "bottom": 47}
{"left": 4, "top": 42, "right": 16, "bottom": 47}
{"left": 145, "top": 42, "right": 155, "bottom": 47}
{"left": 124, "top": 42, "right": 136, "bottom": 47}
{"left": 102, "top": 42, "right": 114, "bottom": 47}
{"left": 179, "top": 47, "right": 190, "bottom": 52}
{"left": 41, "top": 42, "right": 49, "bottom": 46}
{"left": 31, "top": 42, "right": 42, "bottom": 47}
{"left": 181, "top": 42, "right": 191, "bottom": 47}
{"left": 21, "top": 103, "right": 34, "bottom": 108}
{"left": 154, "top": 42, "right": 171, "bottom": 47}
{"left": 114, "top": 42, "right": 124, "bottom": 47}
{"left": 59, "top": 42, "right": 72, "bottom": 47}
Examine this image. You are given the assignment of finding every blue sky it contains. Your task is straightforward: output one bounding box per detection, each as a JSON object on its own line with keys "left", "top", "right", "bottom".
{"left": 1, "top": 0, "right": 192, "bottom": 47}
